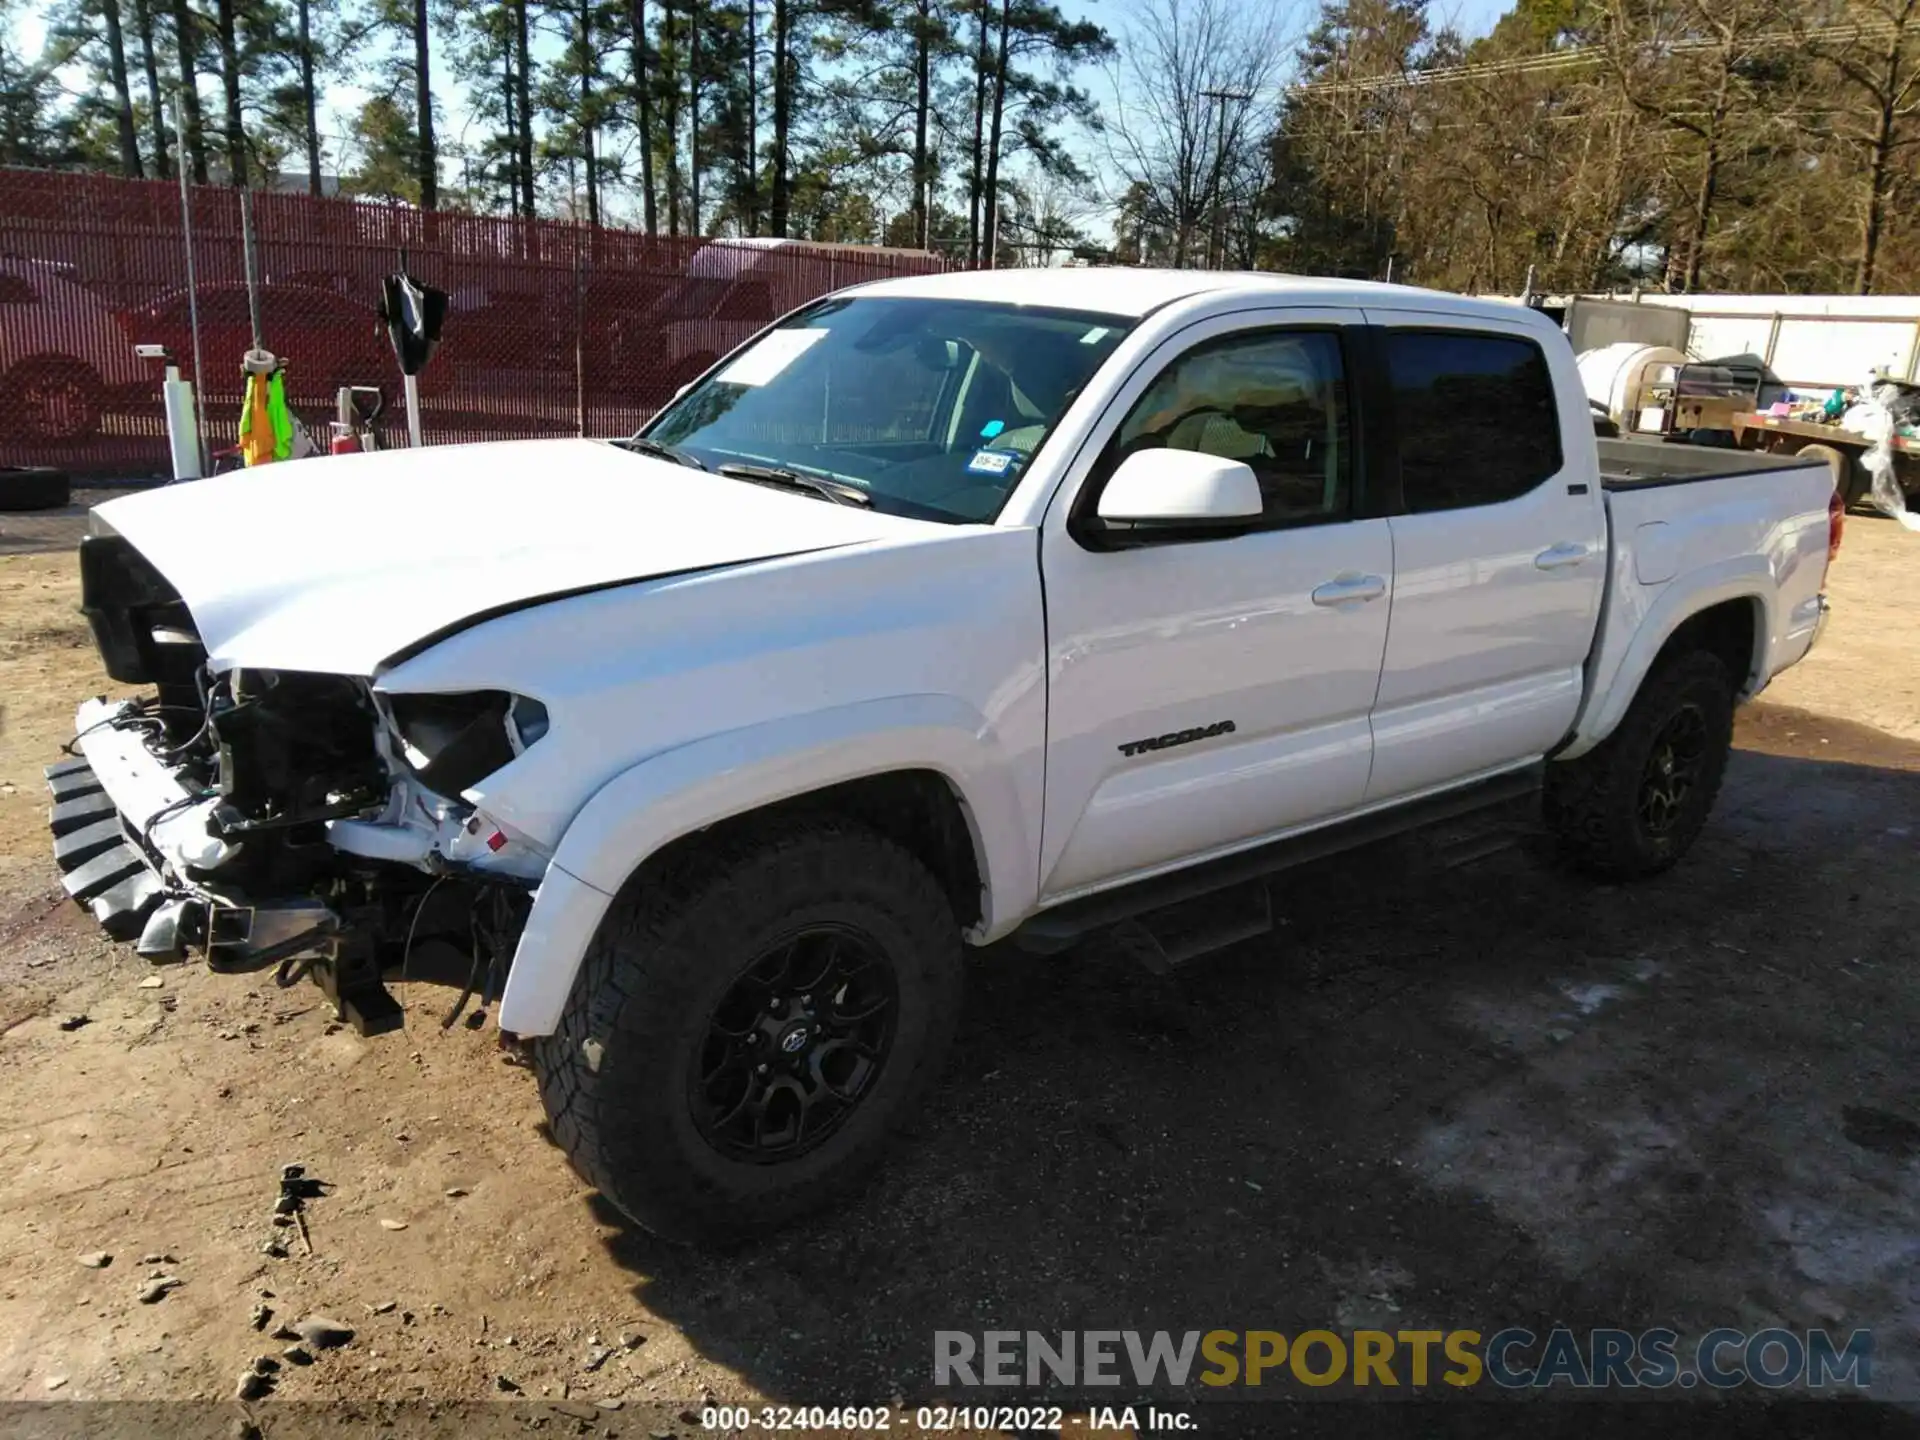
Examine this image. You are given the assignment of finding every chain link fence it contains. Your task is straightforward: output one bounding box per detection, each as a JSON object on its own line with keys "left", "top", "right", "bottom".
{"left": 0, "top": 168, "right": 946, "bottom": 477}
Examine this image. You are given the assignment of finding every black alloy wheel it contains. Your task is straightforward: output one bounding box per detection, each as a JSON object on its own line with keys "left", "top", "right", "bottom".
{"left": 691, "top": 924, "right": 898, "bottom": 1163}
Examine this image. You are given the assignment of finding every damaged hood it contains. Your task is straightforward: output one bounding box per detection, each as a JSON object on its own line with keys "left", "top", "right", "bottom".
{"left": 93, "top": 437, "right": 940, "bottom": 675}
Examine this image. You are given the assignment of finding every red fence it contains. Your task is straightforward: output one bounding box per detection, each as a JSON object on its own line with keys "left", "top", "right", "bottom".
{"left": 0, "top": 168, "right": 946, "bottom": 478}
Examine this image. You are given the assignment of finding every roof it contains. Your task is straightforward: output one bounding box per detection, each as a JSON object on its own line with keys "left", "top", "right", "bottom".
{"left": 849, "top": 266, "right": 1528, "bottom": 320}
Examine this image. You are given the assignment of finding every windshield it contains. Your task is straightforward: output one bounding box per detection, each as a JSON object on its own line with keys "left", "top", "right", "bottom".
{"left": 642, "top": 296, "right": 1134, "bottom": 523}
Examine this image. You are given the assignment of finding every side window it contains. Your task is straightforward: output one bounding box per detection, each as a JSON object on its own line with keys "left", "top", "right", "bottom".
{"left": 1113, "top": 329, "right": 1351, "bottom": 526}
{"left": 1386, "top": 331, "right": 1561, "bottom": 512}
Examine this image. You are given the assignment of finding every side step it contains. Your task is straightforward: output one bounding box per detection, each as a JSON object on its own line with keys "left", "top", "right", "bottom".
{"left": 1109, "top": 884, "right": 1274, "bottom": 974}
{"left": 1012, "top": 764, "right": 1544, "bottom": 963}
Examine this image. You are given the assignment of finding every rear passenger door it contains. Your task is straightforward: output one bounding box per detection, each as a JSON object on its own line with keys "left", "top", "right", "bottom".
{"left": 1362, "top": 314, "right": 1607, "bottom": 802}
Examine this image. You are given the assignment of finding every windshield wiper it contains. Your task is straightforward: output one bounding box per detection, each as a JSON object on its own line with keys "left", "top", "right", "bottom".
{"left": 717, "top": 463, "right": 872, "bottom": 507}
{"left": 613, "top": 434, "right": 707, "bottom": 469}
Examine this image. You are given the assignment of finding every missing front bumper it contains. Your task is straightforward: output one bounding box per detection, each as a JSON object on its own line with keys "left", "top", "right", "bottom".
{"left": 45, "top": 716, "right": 403, "bottom": 1035}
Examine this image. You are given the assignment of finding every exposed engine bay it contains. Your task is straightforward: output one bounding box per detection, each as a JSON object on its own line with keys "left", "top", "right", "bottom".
{"left": 52, "top": 529, "right": 541, "bottom": 1034}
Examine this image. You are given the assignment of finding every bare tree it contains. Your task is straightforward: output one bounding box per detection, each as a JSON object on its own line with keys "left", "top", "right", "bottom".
{"left": 1796, "top": 0, "right": 1920, "bottom": 292}
{"left": 1102, "top": 0, "right": 1291, "bottom": 268}
{"left": 1603, "top": 0, "right": 1787, "bottom": 292}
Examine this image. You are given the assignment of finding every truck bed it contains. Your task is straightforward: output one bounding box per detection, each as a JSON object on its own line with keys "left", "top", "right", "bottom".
{"left": 1597, "top": 435, "right": 1826, "bottom": 491}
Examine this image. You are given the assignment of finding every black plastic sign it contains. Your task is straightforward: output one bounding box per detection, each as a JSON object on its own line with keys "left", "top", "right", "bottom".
{"left": 380, "top": 273, "right": 450, "bottom": 378}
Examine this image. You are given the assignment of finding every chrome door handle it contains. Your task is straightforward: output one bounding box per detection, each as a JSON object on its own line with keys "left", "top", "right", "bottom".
{"left": 1535, "top": 542, "right": 1591, "bottom": 571}
{"left": 1311, "top": 574, "right": 1387, "bottom": 607}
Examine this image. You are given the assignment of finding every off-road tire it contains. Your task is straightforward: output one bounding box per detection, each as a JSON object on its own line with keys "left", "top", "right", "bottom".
{"left": 534, "top": 818, "right": 962, "bottom": 1243}
{"left": 0, "top": 466, "right": 72, "bottom": 512}
{"left": 1542, "top": 650, "right": 1736, "bottom": 880}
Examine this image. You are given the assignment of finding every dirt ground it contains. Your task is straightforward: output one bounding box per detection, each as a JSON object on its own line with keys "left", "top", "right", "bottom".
{"left": 0, "top": 493, "right": 1917, "bottom": 1438}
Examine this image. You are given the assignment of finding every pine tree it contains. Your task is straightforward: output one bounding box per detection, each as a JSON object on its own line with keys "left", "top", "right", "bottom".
{"left": 130, "top": 0, "right": 170, "bottom": 176}
{"left": 101, "top": 0, "right": 144, "bottom": 175}
{"left": 169, "top": 0, "right": 210, "bottom": 180}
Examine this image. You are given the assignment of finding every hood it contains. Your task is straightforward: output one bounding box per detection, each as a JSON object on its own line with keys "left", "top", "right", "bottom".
{"left": 94, "top": 438, "right": 938, "bottom": 675}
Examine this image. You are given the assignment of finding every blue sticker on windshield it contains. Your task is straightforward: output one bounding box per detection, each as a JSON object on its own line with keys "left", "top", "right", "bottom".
{"left": 966, "top": 449, "right": 1019, "bottom": 476}
{"left": 979, "top": 419, "right": 1006, "bottom": 439}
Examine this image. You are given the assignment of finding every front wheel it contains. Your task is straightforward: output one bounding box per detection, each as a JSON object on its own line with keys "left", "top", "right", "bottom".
{"left": 1543, "top": 650, "right": 1737, "bottom": 879}
{"left": 534, "top": 819, "right": 962, "bottom": 1243}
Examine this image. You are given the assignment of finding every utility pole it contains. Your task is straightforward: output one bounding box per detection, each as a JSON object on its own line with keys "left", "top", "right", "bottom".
{"left": 1200, "top": 87, "right": 1250, "bottom": 270}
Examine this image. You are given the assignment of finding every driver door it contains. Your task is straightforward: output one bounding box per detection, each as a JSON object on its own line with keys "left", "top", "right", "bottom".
{"left": 1037, "top": 310, "right": 1393, "bottom": 902}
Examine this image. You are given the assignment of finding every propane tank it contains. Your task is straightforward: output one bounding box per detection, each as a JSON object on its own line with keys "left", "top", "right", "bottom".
{"left": 1576, "top": 342, "right": 1688, "bottom": 429}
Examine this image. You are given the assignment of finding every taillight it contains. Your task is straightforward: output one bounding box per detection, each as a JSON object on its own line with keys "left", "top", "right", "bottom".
{"left": 1826, "top": 487, "right": 1845, "bottom": 573}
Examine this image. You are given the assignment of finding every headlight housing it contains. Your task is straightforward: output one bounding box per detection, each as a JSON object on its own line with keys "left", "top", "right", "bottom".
{"left": 386, "top": 690, "right": 549, "bottom": 797}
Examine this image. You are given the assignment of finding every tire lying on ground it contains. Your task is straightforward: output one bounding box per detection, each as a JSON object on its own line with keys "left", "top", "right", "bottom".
{"left": 0, "top": 466, "right": 72, "bottom": 512}
{"left": 1542, "top": 649, "right": 1737, "bottom": 880}
{"left": 535, "top": 817, "right": 964, "bottom": 1243}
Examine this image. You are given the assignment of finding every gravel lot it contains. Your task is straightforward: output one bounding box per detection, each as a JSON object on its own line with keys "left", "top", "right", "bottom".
{"left": 0, "top": 491, "right": 1916, "bottom": 1437}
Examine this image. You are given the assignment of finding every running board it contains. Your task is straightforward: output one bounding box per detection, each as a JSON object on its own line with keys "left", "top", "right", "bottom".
{"left": 1012, "top": 765, "right": 1544, "bottom": 959}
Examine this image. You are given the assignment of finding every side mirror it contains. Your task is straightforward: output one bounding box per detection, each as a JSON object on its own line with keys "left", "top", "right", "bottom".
{"left": 1093, "top": 448, "right": 1264, "bottom": 531}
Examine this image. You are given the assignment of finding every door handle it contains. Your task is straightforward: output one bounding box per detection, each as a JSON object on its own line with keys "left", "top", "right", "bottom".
{"left": 1534, "top": 542, "right": 1591, "bottom": 571}
{"left": 1311, "top": 574, "right": 1387, "bottom": 607}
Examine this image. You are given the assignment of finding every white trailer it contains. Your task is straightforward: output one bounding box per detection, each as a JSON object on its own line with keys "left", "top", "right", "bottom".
{"left": 1548, "top": 292, "right": 1920, "bottom": 390}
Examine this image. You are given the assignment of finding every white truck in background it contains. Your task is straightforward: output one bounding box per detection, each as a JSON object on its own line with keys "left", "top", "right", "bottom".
{"left": 52, "top": 270, "right": 1839, "bottom": 1242}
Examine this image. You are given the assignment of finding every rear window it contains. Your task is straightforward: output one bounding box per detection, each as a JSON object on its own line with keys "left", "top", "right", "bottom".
{"left": 1386, "top": 331, "right": 1562, "bottom": 512}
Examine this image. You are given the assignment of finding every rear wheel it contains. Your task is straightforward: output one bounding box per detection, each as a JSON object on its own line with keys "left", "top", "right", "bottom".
{"left": 534, "top": 818, "right": 962, "bottom": 1243}
{"left": 1543, "top": 650, "right": 1736, "bottom": 879}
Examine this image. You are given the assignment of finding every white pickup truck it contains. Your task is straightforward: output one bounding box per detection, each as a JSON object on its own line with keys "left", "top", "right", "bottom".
{"left": 51, "top": 269, "right": 1840, "bottom": 1242}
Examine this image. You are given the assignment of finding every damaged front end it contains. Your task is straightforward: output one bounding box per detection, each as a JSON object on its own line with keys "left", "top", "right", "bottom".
{"left": 52, "top": 528, "right": 543, "bottom": 1034}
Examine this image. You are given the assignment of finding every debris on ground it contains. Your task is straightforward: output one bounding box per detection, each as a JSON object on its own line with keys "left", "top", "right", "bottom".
{"left": 367, "top": 1299, "right": 398, "bottom": 1315}
{"left": 248, "top": 1301, "right": 272, "bottom": 1331}
{"left": 293, "top": 1314, "right": 355, "bottom": 1350}
{"left": 77, "top": 1252, "right": 111, "bottom": 1269}
{"left": 137, "top": 976, "right": 163, "bottom": 989}
{"left": 44, "top": 1374, "right": 68, "bottom": 1391}
{"left": 58, "top": 1014, "right": 90, "bottom": 1031}
{"left": 269, "top": 1163, "right": 324, "bottom": 1256}
{"left": 136, "top": 1276, "right": 181, "bottom": 1303}
{"left": 378, "top": 1218, "right": 408, "bottom": 1231}
{"left": 233, "top": 1368, "right": 270, "bottom": 1402}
